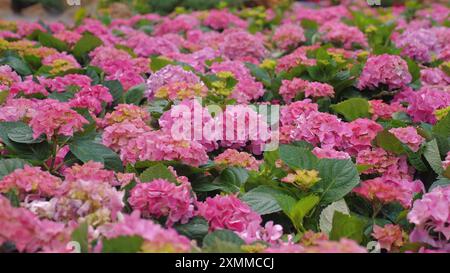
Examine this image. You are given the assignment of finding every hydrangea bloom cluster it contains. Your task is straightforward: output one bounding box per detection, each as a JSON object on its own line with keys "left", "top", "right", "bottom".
{"left": 357, "top": 54, "right": 412, "bottom": 90}
{"left": 279, "top": 78, "right": 334, "bottom": 102}
{"left": 388, "top": 126, "right": 425, "bottom": 152}
{"left": 408, "top": 186, "right": 450, "bottom": 251}
{"left": 128, "top": 179, "right": 195, "bottom": 226}
{"left": 273, "top": 24, "right": 306, "bottom": 51}
{"left": 0, "top": 1, "right": 449, "bottom": 254}
{"left": 29, "top": 100, "right": 89, "bottom": 140}
{"left": 353, "top": 176, "right": 423, "bottom": 208}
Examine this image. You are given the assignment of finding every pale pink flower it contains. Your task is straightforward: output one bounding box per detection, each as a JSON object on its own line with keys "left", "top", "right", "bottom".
{"left": 214, "top": 149, "right": 261, "bottom": 171}
{"left": 98, "top": 211, "right": 191, "bottom": 253}
{"left": 0, "top": 165, "right": 62, "bottom": 199}
{"left": 372, "top": 224, "right": 404, "bottom": 251}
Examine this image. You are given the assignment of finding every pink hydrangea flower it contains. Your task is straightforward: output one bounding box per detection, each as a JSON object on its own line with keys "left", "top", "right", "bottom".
{"left": 214, "top": 149, "right": 261, "bottom": 171}
{"left": 357, "top": 54, "right": 412, "bottom": 90}
{"left": 0, "top": 65, "right": 21, "bottom": 89}
{"left": 214, "top": 105, "right": 271, "bottom": 154}
{"left": 159, "top": 99, "right": 218, "bottom": 151}
{"left": 125, "top": 32, "right": 179, "bottom": 57}
{"left": 102, "top": 120, "right": 151, "bottom": 152}
{"left": 344, "top": 118, "right": 383, "bottom": 155}
{"left": 128, "top": 179, "right": 195, "bottom": 226}
{"left": 408, "top": 185, "right": 450, "bottom": 250}
{"left": 29, "top": 99, "right": 89, "bottom": 140}
{"left": 404, "top": 86, "right": 450, "bottom": 124}
{"left": 289, "top": 111, "right": 351, "bottom": 149}
{"left": 279, "top": 78, "right": 334, "bottom": 103}
{"left": 273, "top": 23, "right": 306, "bottom": 50}
{"left": 154, "top": 14, "right": 199, "bottom": 35}
{"left": 146, "top": 65, "right": 207, "bottom": 100}
{"left": 356, "top": 148, "right": 412, "bottom": 179}
{"left": 394, "top": 28, "right": 439, "bottom": 63}
{"left": 211, "top": 61, "right": 265, "bottom": 103}
{"left": 203, "top": 9, "right": 248, "bottom": 30}
{"left": 388, "top": 126, "right": 425, "bottom": 152}
{"left": 69, "top": 85, "right": 113, "bottom": 114}
{"left": 218, "top": 29, "right": 267, "bottom": 63}
{"left": 49, "top": 179, "right": 124, "bottom": 224}
{"left": 0, "top": 165, "right": 62, "bottom": 199}
{"left": 121, "top": 130, "right": 209, "bottom": 166}
{"left": 9, "top": 76, "right": 49, "bottom": 97}
{"left": 420, "top": 68, "right": 450, "bottom": 86}
{"left": 0, "top": 98, "right": 38, "bottom": 122}
{"left": 63, "top": 161, "right": 117, "bottom": 186}
{"left": 103, "top": 103, "right": 150, "bottom": 126}
{"left": 197, "top": 194, "right": 262, "bottom": 233}
{"left": 353, "top": 175, "right": 424, "bottom": 208}
{"left": 42, "top": 52, "right": 81, "bottom": 70}
{"left": 0, "top": 195, "right": 72, "bottom": 253}
{"left": 41, "top": 74, "right": 92, "bottom": 93}
{"left": 210, "top": 61, "right": 265, "bottom": 103}
{"left": 53, "top": 30, "right": 82, "bottom": 45}
{"left": 312, "top": 147, "right": 350, "bottom": 160}
{"left": 276, "top": 45, "right": 317, "bottom": 73}
{"left": 98, "top": 211, "right": 191, "bottom": 253}
{"left": 369, "top": 100, "right": 404, "bottom": 120}
{"left": 372, "top": 224, "right": 404, "bottom": 251}
{"left": 319, "top": 21, "right": 368, "bottom": 49}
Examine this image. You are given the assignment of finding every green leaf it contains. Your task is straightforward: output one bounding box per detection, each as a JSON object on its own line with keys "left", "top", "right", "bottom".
{"left": 124, "top": 84, "right": 145, "bottom": 105}
{"left": 69, "top": 140, "right": 123, "bottom": 172}
{"left": 48, "top": 90, "right": 76, "bottom": 102}
{"left": 104, "top": 80, "right": 124, "bottom": 104}
{"left": 139, "top": 163, "right": 178, "bottom": 183}
{"left": 4, "top": 190, "right": 20, "bottom": 207}
{"left": 319, "top": 200, "right": 350, "bottom": 235}
{"left": 329, "top": 211, "right": 366, "bottom": 243}
{"left": 433, "top": 113, "right": 450, "bottom": 138}
{"left": 0, "top": 158, "right": 28, "bottom": 179}
{"left": 174, "top": 217, "right": 209, "bottom": 242}
{"left": 0, "top": 90, "right": 9, "bottom": 104}
{"left": 245, "top": 62, "right": 271, "bottom": 86}
{"left": 150, "top": 56, "right": 173, "bottom": 72}
{"left": 102, "top": 236, "right": 144, "bottom": 253}
{"left": 423, "top": 139, "right": 444, "bottom": 174}
{"left": 289, "top": 195, "right": 320, "bottom": 231}
{"left": 331, "top": 98, "right": 371, "bottom": 121}
{"left": 202, "top": 230, "right": 244, "bottom": 253}
{"left": 430, "top": 178, "right": 450, "bottom": 191}
{"left": 7, "top": 124, "right": 44, "bottom": 144}
{"left": 312, "top": 159, "right": 360, "bottom": 205}
{"left": 241, "top": 186, "right": 283, "bottom": 215}
{"left": 275, "top": 194, "right": 297, "bottom": 215}
{"left": 279, "top": 144, "right": 318, "bottom": 170}
{"left": 73, "top": 32, "right": 103, "bottom": 61}
{"left": 405, "top": 57, "right": 420, "bottom": 83}
{"left": 71, "top": 222, "right": 89, "bottom": 253}
{"left": 375, "top": 129, "right": 406, "bottom": 155}
{"left": 0, "top": 53, "right": 32, "bottom": 76}
{"left": 38, "top": 31, "right": 68, "bottom": 52}
{"left": 202, "top": 167, "right": 249, "bottom": 193}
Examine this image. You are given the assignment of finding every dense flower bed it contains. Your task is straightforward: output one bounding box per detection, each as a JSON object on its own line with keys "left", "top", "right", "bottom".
{"left": 0, "top": 0, "right": 449, "bottom": 253}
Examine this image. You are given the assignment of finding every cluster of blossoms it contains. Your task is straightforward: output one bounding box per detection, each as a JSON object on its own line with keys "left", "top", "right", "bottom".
{"left": 0, "top": 1, "right": 449, "bottom": 254}
{"left": 357, "top": 54, "right": 412, "bottom": 90}
{"left": 279, "top": 78, "right": 334, "bottom": 102}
